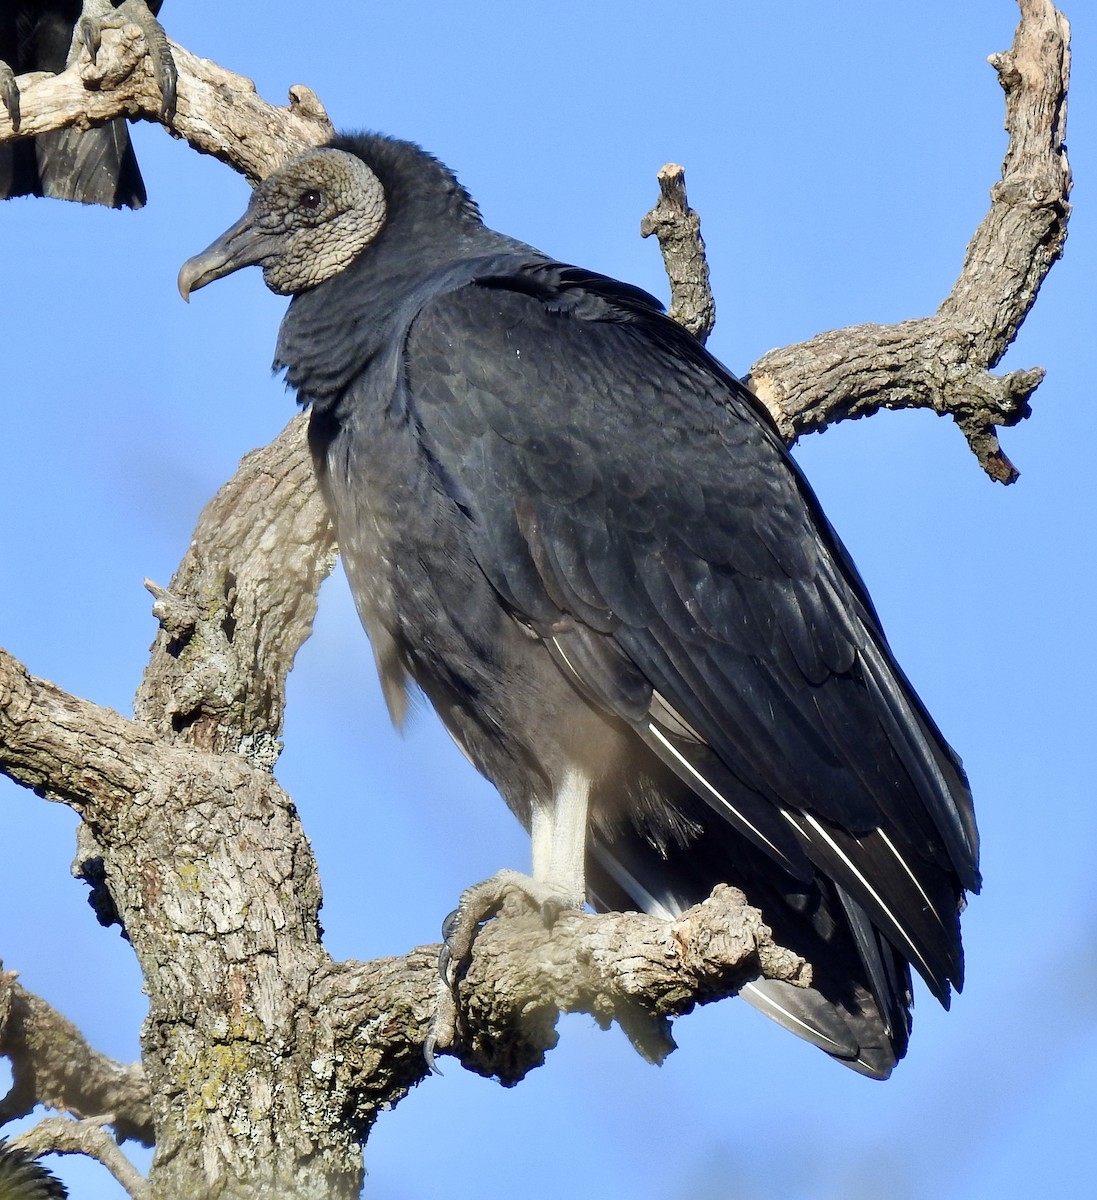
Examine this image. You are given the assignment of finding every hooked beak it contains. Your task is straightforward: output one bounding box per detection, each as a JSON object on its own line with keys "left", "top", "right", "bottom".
{"left": 178, "top": 212, "right": 279, "bottom": 301}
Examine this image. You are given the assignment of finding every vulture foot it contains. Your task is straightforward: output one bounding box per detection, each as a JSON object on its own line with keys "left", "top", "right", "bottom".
{"left": 422, "top": 869, "right": 580, "bottom": 1071}
{"left": 0, "top": 61, "right": 19, "bottom": 129}
{"left": 78, "top": 0, "right": 176, "bottom": 119}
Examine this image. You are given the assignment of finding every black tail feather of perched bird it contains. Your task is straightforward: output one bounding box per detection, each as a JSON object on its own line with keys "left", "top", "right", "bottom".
{"left": 179, "top": 131, "right": 981, "bottom": 1077}
{"left": 0, "top": 1139, "right": 67, "bottom": 1200}
{"left": 0, "top": 2, "right": 167, "bottom": 208}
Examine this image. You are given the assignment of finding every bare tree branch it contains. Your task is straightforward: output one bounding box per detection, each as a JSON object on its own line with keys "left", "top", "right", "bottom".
{"left": 0, "top": 648, "right": 160, "bottom": 815}
{"left": 10, "top": 1117, "right": 150, "bottom": 1200}
{"left": 133, "top": 413, "right": 336, "bottom": 761}
{"left": 745, "top": 0, "right": 1071, "bottom": 481}
{"left": 0, "top": 968, "right": 152, "bottom": 1144}
{"left": 0, "top": 25, "right": 332, "bottom": 178}
{"left": 313, "top": 883, "right": 807, "bottom": 1129}
{"left": 641, "top": 164, "right": 716, "bottom": 343}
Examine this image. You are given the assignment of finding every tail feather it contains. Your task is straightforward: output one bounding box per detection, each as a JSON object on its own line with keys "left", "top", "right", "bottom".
{"left": 740, "top": 978, "right": 898, "bottom": 1079}
{"left": 586, "top": 773, "right": 914, "bottom": 1077}
{"left": 1, "top": 121, "right": 147, "bottom": 208}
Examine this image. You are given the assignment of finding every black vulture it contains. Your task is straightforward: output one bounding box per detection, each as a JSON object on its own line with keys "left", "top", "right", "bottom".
{"left": 0, "top": 1, "right": 174, "bottom": 208}
{"left": 179, "top": 134, "right": 981, "bottom": 1078}
{"left": 0, "top": 1139, "right": 67, "bottom": 1200}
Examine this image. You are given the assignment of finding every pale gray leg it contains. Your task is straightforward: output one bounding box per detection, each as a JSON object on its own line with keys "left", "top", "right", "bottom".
{"left": 425, "top": 768, "right": 593, "bottom": 1069}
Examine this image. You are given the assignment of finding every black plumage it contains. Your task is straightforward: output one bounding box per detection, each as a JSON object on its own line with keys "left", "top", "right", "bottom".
{"left": 179, "top": 133, "right": 981, "bottom": 1078}
{"left": 0, "top": 1139, "right": 67, "bottom": 1200}
{"left": 0, "top": 1, "right": 170, "bottom": 208}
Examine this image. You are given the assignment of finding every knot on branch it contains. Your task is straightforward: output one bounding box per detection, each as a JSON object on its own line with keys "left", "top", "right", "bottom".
{"left": 140, "top": 567, "right": 243, "bottom": 749}
{"left": 990, "top": 174, "right": 1071, "bottom": 213}
{"left": 79, "top": 26, "right": 149, "bottom": 94}
{"left": 144, "top": 580, "right": 199, "bottom": 648}
{"left": 287, "top": 85, "right": 331, "bottom": 128}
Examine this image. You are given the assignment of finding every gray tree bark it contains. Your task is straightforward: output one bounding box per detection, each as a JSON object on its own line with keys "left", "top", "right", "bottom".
{"left": 0, "top": 2, "right": 1072, "bottom": 1196}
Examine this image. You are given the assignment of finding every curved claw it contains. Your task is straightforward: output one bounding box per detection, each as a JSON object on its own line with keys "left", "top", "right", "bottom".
{"left": 0, "top": 63, "right": 20, "bottom": 131}
{"left": 424, "top": 979, "right": 459, "bottom": 1074}
{"left": 440, "top": 906, "right": 463, "bottom": 943}
{"left": 78, "top": 14, "right": 103, "bottom": 61}
{"left": 422, "top": 1033, "right": 445, "bottom": 1077}
{"left": 156, "top": 53, "right": 178, "bottom": 121}
{"left": 122, "top": 0, "right": 178, "bottom": 122}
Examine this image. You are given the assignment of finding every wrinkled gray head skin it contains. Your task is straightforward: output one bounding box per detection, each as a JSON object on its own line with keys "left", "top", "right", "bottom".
{"left": 178, "top": 148, "right": 387, "bottom": 298}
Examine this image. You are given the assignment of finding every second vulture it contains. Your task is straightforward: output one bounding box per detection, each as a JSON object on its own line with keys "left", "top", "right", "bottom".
{"left": 0, "top": 0, "right": 174, "bottom": 208}
{"left": 179, "top": 133, "right": 981, "bottom": 1078}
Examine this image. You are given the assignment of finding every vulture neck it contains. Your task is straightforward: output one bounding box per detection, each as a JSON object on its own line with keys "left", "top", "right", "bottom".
{"left": 275, "top": 134, "right": 537, "bottom": 411}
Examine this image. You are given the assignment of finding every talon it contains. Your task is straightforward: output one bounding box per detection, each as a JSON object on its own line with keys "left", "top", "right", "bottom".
{"left": 0, "top": 64, "right": 20, "bottom": 130}
{"left": 423, "top": 1034, "right": 444, "bottom": 1076}
{"left": 158, "top": 59, "right": 177, "bottom": 120}
{"left": 78, "top": 15, "right": 101, "bottom": 61}
{"left": 427, "top": 871, "right": 582, "bottom": 1072}
{"left": 77, "top": 0, "right": 178, "bottom": 121}
{"left": 424, "top": 979, "right": 459, "bottom": 1073}
{"left": 441, "top": 906, "right": 462, "bottom": 943}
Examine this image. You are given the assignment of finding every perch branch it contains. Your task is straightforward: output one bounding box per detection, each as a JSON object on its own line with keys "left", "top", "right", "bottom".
{"left": 312, "top": 884, "right": 807, "bottom": 1125}
{"left": 0, "top": 968, "right": 152, "bottom": 1144}
{"left": 10, "top": 1117, "right": 150, "bottom": 1200}
{"left": 744, "top": 0, "right": 1070, "bottom": 481}
{"left": 0, "top": 25, "right": 333, "bottom": 179}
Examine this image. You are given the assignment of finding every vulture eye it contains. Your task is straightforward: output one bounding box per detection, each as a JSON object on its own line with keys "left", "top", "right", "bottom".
{"left": 299, "top": 188, "right": 324, "bottom": 211}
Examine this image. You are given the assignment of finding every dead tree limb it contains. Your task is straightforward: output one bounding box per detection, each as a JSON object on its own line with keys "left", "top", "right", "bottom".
{"left": 10, "top": 1117, "right": 151, "bottom": 1200}
{"left": 0, "top": 969, "right": 152, "bottom": 1144}
{"left": 641, "top": 163, "right": 716, "bottom": 343}
{"left": 745, "top": 0, "right": 1071, "bottom": 481}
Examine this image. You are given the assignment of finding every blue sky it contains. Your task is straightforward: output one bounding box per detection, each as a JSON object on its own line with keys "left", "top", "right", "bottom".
{"left": 1, "top": 2, "right": 1093, "bottom": 1197}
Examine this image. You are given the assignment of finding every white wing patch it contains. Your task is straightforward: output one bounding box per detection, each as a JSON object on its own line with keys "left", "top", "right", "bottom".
{"left": 781, "top": 809, "right": 937, "bottom": 983}
{"left": 740, "top": 982, "right": 849, "bottom": 1053}
{"left": 647, "top": 724, "right": 798, "bottom": 872}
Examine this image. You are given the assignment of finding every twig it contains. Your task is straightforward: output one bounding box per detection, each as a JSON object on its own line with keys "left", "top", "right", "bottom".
{"left": 10, "top": 1118, "right": 150, "bottom": 1200}
{"left": 745, "top": 0, "right": 1071, "bottom": 481}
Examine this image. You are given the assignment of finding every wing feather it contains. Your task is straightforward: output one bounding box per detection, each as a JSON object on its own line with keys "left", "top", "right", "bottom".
{"left": 400, "top": 263, "right": 979, "bottom": 1053}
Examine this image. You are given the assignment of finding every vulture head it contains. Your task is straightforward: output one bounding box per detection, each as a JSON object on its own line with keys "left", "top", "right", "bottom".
{"left": 178, "top": 149, "right": 387, "bottom": 297}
